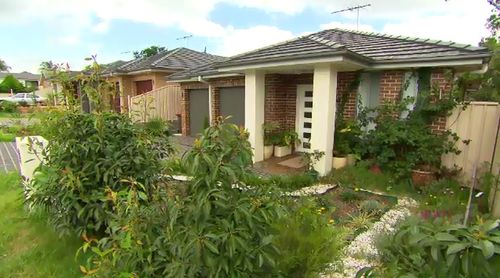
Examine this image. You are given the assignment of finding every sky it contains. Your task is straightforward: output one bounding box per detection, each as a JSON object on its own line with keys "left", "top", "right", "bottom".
{"left": 0, "top": 0, "right": 493, "bottom": 73}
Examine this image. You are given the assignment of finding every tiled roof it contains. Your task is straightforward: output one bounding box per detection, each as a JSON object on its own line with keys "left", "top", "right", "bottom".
{"left": 110, "top": 47, "right": 225, "bottom": 74}
{"left": 221, "top": 29, "right": 489, "bottom": 67}
{"left": 0, "top": 71, "right": 40, "bottom": 81}
{"left": 168, "top": 28, "right": 491, "bottom": 80}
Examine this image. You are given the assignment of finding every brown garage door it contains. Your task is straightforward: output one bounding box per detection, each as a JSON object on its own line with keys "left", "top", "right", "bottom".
{"left": 220, "top": 87, "right": 245, "bottom": 127}
{"left": 135, "top": 80, "right": 153, "bottom": 95}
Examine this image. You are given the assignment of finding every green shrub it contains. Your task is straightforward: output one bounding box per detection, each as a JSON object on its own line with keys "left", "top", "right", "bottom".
{"left": 139, "top": 118, "right": 174, "bottom": 160}
{"left": 82, "top": 118, "right": 284, "bottom": 277}
{"left": 340, "top": 188, "right": 363, "bottom": 203}
{"left": 359, "top": 200, "right": 384, "bottom": 215}
{"left": 243, "top": 172, "right": 317, "bottom": 191}
{"left": 27, "top": 110, "right": 163, "bottom": 236}
{"left": 377, "top": 217, "right": 500, "bottom": 277}
{"left": 0, "top": 75, "right": 25, "bottom": 93}
{"left": 273, "top": 200, "right": 346, "bottom": 277}
{"left": 0, "top": 101, "right": 18, "bottom": 113}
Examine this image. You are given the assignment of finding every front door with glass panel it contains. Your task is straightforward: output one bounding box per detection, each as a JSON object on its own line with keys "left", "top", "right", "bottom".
{"left": 296, "top": 85, "right": 313, "bottom": 152}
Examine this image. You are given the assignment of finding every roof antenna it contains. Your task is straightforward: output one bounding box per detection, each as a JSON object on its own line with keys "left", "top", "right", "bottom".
{"left": 203, "top": 46, "right": 207, "bottom": 53}
{"left": 176, "top": 35, "right": 193, "bottom": 48}
{"left": 331, "top": 4, "right": 371, "bottom": 31}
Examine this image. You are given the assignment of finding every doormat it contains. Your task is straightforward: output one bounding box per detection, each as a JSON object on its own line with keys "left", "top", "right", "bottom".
{"left": 278, "top": 156, "right": 306, "bottom": 169}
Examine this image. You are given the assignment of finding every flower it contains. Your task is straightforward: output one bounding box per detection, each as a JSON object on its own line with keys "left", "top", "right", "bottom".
{"left": 328, "top": 219, "right": 335, "bottom": 224}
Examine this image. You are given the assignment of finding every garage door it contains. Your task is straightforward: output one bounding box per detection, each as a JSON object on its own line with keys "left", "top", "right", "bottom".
{"left": 135, "top": 80, "right": 153, "bottom": 95}
{"left": 189, "top": 89, "right": 209, "bottom": 136}
{"left": 219, "top": 87, "right": 245, "bottom": 127}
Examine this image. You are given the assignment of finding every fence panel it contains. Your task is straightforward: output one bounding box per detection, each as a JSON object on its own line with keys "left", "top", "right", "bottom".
{"left": 129, "top": 84, "right": 182, "bottom": 122}
{"left": 442, "top": 101, "right": 499, "bottom": 182}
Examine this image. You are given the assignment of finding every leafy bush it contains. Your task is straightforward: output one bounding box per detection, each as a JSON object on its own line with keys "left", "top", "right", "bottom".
{"left": 139, "top": 117, "right": 174, "bottom": 160}
{"left": 340, "top": 188, "right": 363, "bottom": 203}
{"left": 377, "top": 217, "right": 500, "bottom": 277}
{"left": 27, "top": 110, "right": 163, "bottom": 236}
{"left": 273, "top": 199, "right": 346, "bottom": 277}
{"left": 0, "top": 101, "right": 18, "bottom": 113}
{"left": 0, "top": 75, "right": 25, "bottom": 93}
{"left": 362, "top": 88, "right": 462, "bottom": 179}
{"left": 82, "top": 118, "right": 285, "bottom": 277}
{"left": 359, "top": 200, "right": 384, "bottom": 215}
{"left": 244, "top": 172, "right": 317, "bottom": 191}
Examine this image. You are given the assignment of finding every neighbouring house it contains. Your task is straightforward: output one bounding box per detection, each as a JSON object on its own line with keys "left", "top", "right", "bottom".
{"left": 0, "top": 71, "right": 42, "bottom": 97}
{"left": 168, "top": 28, "right": 491, "bottom": 175}
{"left": 103, "top": 47, "right": 224, "bottom": 114}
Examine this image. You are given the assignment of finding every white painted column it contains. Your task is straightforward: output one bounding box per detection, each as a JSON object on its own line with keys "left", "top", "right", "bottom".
{"left": 311, "top": 64, "right": 337, "bottom": 176}
{"left": 245, "top": 70, "right": 265, "bottom": 162}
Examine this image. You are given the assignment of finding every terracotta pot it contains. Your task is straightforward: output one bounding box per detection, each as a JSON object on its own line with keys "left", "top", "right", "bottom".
{"left": 332, "top": 156, "right": 347, "bottom": 169}
{"left": 411, "top": 169, "right": 436, "bottom": 187}
{"left": 274, "top": 145, "right": 291, "bottom": 157}
{"left": 18, "top": 107, "right": 30, "bottom": 113}
{"left": 370, "top": 164, "right": 382, "bottom": 174}
{"left": 346, "top": 154, "right": 356, "bottom": 166}
{"left": 264, "top": 145, "right": 274, "bottom": 159}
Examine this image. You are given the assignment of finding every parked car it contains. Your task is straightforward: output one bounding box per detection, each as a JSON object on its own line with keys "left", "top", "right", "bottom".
{"left": 0, "top": 93, "right": 47, "bottom": 105}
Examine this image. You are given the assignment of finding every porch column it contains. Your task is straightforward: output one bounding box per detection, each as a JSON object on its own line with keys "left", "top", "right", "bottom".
{"left": 245, "top": 70, "right": 265, "bottom": 162}
{"left": 311, "top": 64, "right": 337, "bottom": 176}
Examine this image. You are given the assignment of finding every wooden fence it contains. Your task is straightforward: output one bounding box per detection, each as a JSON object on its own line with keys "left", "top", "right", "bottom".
{"left": 128, "top": 84, "right": 182, "bottom": 122}
{"left": 442, "top": 101, "right": 500, "bottom": 182}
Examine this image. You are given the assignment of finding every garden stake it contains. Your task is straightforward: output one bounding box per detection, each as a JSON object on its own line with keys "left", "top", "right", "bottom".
{"left": 463, "top": 164, "right": 477, "bottom": 226}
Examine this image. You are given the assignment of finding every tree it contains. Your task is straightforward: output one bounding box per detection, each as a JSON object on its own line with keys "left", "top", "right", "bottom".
{"left": 132, "top": 46, "right": 166, "bottom": 59}
{"left": 0, "top": 59, "right": 9, "bottom": 72}
{"left": 0, "top": 75, "right": 26, "bottom": 93}
{"left": 39, "top": 60, "right": 57, "bottom": 78}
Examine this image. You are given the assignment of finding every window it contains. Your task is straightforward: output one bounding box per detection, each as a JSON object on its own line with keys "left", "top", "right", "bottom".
{"left": 357, "top": 72, "right": 381, "bottom": 131}
{"left": 357, "top": 72, "right": 381, "bottom": 112}
{"left": 401, "top": 72, "right": 418, "bottom": 118}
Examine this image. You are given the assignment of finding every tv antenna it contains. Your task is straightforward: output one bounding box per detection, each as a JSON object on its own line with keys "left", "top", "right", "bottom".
{"left": 331, "top": 4, "right": 371, "bottom": 31}
{"left": 176, "top": 35, "right": 193, "bottom": 47}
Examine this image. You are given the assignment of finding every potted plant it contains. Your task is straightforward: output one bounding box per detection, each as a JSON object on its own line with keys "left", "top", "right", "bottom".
{"left": 332, "top": 139, "right": 349, "bottom": 169}
{"left": 263, "top": 122, "right": 279, "bottom": 159}
{"left": 274, "top": 130, "right": 299, "bottom": 157}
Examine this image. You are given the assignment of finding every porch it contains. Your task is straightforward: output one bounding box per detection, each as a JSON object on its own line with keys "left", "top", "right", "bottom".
{"left": 242, "top": 61, "right": 363, "bottom": 176}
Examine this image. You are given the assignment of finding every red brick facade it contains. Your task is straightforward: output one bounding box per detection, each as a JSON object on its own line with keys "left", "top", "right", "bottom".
{"left": 179, "top": 69, "right": 452, "bottom": 136}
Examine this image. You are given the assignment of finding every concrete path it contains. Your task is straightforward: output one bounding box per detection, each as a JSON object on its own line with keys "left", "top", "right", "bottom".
{"left": 171, "top": 135, "right": 195, "bottom": 157}
{"left": 0, "top": 142, "right": 20, "bottom": 172}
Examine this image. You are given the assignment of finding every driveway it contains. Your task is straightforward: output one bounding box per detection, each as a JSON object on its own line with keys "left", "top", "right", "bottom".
{"left": 0, "top": 142, "right": 20, "bottom": 172}
{"left": 171, "top": 135, "right": 195, "bottom": 157}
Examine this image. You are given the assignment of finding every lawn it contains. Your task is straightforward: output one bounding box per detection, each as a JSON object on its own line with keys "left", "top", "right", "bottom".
{"left": 0, "top": 172, "right": 85, "bottom": 278}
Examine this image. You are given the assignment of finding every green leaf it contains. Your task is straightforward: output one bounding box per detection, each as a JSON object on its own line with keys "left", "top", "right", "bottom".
{"left": 478, "top": 240, "right": 494, "bottom": 259}
{"left": 446, "top": 242, "right": 469, "bottom": 255}
{"left": 435, "top": 233, "right": 459, "bottom": 242}
{"left": 204, "top": 240, "right": 219, "bottom": 255}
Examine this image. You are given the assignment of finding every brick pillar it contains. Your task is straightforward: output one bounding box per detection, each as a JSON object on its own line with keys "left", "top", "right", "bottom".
{"left": 336, "top": 72, "right": 359, "bottom": 119}
{"left": 429, "top": 69, "right": 454, "bottom": 133}
{"left": 181, "top": 89, "right": 190, "bottom": 136}
{"left": 211, "top": 86, "right": 220, "bottom": 123}
{"left": 379, "top": 71, "right": 404, "bottom": 104}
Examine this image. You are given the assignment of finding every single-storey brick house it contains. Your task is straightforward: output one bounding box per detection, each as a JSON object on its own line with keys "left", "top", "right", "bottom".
{"left": 168, "top": 29, "right": 491, "bottom": 175}
{"left": 104, "top": 47, "right": 224, "bottom": 112}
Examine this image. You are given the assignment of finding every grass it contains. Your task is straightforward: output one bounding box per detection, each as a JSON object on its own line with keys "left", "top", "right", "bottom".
{"left": 0, "top": 172, "right": 85, "bottom": 278}
{"left": 0, "top": 130, "right": 16, "bottom": 142}
{"left": 0, "top": 112, "right": 22, "bottom": 118}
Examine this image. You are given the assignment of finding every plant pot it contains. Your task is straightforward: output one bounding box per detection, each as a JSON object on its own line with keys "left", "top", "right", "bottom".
{"left": 332, "top": 156, "right": 347, "bottom": 169}
{"left": 274, "top": 145, "right": 291, "bottom": 157}
{"left": 411, "top": 169, "right": 436, "bottom": 187}
{"left": 370, "top": 164, "right": 382, "bottom": 175}
{"left": 18, "top": 106, "right": 30, "bottom": 113}
{"left": 264, "top": 145, "right": 274, "bottom": 159}
{"left": 346, "top": 154, "right": 356, "bottom": 166}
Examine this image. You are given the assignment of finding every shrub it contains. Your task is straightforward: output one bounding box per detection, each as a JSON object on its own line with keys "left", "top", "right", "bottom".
{"left": 340, "top": 188, "right": 363, "bottom": 203}
{"left": 0, "top": 101, "right": 18, "bottom": 113}
{"left": 82, "top": 118, "right": 284, "bottom": 277}
{"left": 377, "top": 217, "right": 500, "bottom": 277}
{"left": 139, "top": 117, "right": 174, "bottom": 160}
{"left": 273, "top": 199, "right": 346, "bottom": 277}
{"left": 27, "top": 110, "right": 163, "bottom": 236}
{"left": 359, "top": 200, "right": 384, "bottom": 215}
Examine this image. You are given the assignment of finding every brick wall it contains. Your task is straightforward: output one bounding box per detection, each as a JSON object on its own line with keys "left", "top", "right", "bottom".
{"left": 179, "top": 68, "right": 453, "bottom": 136}
{"left": 429, "top": 69, "right": 454, "bottom": 133}
{"left": 379, "top": 71, "right": 405, "bottom": 104}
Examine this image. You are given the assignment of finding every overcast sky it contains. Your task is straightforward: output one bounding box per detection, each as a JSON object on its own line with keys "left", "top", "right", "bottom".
{"left": 0, "top": 0, "right": 493, "bottom": 73}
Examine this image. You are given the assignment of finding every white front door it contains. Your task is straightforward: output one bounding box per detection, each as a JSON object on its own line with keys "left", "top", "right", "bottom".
{"left": 295, "top": 84, "right": 314, "bottom": 152}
